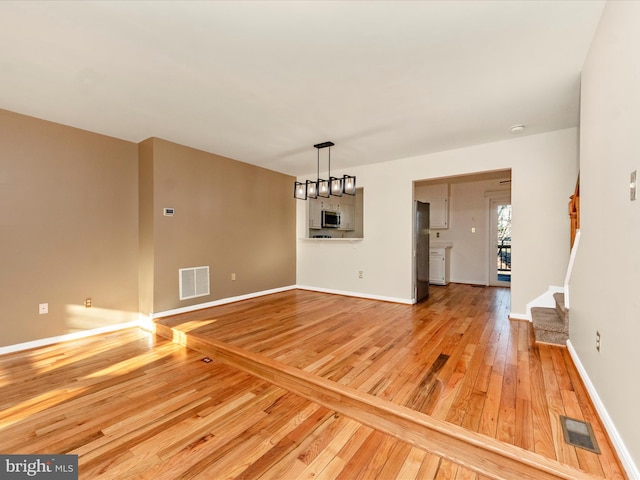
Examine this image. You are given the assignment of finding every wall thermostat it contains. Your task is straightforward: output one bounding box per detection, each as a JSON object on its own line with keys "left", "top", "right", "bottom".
{"left": 163, "top": 207, "right": 175, "bottom": 216}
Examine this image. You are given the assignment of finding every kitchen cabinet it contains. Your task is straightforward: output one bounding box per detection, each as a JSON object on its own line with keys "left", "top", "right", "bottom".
{"left": 429, "top": 246, "right": 451, "bottom": 285}
{"left": 338, "top": 205, "right": 354, "bottom": 231}
{"left": 308, "top": 199, "right": 321, "bottom": 229}
{"left": 415, "top": 183, "right": 449, "bottom": 229}
{"left": 430, "top": 196, "right": 448, "bottom": 229}
{"left": 428, "top": 184, "right": 449, "bottom": 229}
{"left": 319, "top": 200, "right": 339, "bottom": 212}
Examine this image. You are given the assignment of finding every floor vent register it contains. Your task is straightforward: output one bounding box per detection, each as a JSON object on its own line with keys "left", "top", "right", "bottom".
{"left": 560, "top": 415, "right": 600, "bottom": 454}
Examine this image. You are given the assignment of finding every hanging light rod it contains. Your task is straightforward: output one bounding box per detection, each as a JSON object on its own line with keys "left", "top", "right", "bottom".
{"left": 313, "top": 141, "right": 335, "bottom": 149}
{"left": 294, "top": 141, "right": 356, "bottom": 200}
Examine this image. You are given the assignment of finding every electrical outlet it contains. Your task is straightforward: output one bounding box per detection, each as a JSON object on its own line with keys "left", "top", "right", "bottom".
{"left": 85, "top": 297, "right": 92, "bottom": 308}
{"left": 358, "top": 271, "right": 363, "bottom": 279}
{"left": 39, "top": 303, "right": 48, "bottom": 314}
{"left": 231, "top": 273, "right": 236, "bottom": 281}
{"left": 596, "top": 331, "right": 601, "bottom": 352}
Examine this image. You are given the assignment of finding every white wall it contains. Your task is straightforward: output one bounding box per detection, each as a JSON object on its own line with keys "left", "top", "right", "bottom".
{"left": 451, "top": 180, "right": 509, "bottom": 285}
{"left": 571, "top": 1, "right": 640, "bottom": 474}
{"left": 297, "top": 128, "right": 578, "bottom": 315}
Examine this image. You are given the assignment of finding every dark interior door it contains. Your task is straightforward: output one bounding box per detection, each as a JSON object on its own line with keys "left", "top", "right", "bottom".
{"left": 415, "top": 201, "right": 430, "bottom": 302}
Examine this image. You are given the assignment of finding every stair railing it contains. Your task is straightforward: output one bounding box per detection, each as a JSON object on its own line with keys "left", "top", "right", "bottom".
{"left": 564, "top": 229, "right": 580, "bottom": 310}
{"left": 569, "top": 175, "right": 580, "bottom": 248}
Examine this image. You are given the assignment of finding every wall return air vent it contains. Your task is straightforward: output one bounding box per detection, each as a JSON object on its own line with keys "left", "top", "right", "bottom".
{"left": 179, "top": 266, "right": 210, "bottom": 300}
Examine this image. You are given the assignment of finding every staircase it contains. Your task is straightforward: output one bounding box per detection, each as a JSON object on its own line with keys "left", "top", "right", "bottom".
{"left": 531, "top": 292, "right": 569, "bottom": 345}
{"left": 529, "top": 175, "right": 579, "bottom": 346}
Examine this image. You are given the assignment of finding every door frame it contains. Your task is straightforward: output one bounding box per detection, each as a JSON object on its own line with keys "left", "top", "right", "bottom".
{"left": 485, "top": 193, "right": 511, "bottom": 287}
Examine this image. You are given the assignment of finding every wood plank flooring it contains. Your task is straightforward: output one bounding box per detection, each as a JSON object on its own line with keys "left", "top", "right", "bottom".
{"left": 156, "top": 284, "right": 625, "bottom": 479}
{"left": 0, "top": 328, "right": 480, "bottom": 479}
{"left": 0, "top": 284, "right": 627, "bottom": 479}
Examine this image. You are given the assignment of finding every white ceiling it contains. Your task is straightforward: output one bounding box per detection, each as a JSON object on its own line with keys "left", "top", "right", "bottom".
{"left": 0, "top": 1, "right": 605, "bottom": 177}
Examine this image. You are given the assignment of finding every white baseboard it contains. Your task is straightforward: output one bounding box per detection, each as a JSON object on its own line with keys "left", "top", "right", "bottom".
{"left": 567, "top": 340, "right": 639, "bottom": 480}
{"left": 0, "top": 286, "right": 298, "bottom": 355}
{"left": 0, "top": 319, "right": 144, "bottom": 356}
{"left": 508, "top": 312, "right": 530, "bottom": 322}
{"left": 152, "top": 285, "right": 298, "bottom": 318}
{"left": 296, "top": 285, "right": 414, "bottom": 304}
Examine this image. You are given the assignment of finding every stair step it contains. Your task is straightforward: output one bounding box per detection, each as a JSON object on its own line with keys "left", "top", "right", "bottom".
{"left": 531, "top": 307, "right": 568, "bottom": 333}
{"left": 533, "top": 328, "right": 568, "bottom": 345}
{"left": 553, "top": 292, "right": 568, "bottom": 321}
{"left": 531, "top": 306, "right": 568, "bottom": 346}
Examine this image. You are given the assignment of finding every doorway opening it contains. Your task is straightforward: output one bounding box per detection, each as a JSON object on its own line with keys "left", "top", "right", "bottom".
{"left": 413, "top": 169, "right": 512, "bottom": 295}
{"left": 489, "top": 197, "right": 511, "bottom": 287}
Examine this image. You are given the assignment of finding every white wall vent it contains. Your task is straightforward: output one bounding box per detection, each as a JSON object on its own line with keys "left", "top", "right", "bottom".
{"left": 179, "top": 266, "right": 210, "bottom": 300}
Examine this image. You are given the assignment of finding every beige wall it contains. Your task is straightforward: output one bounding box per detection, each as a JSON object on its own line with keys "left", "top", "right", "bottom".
{"left": 571, "top": 1, "right": 640, "bottom": 474}
{"left": 143, "top": 138, "right": 296, "bottom": 314}
{"left": 138, "top": 139, "right": 155, "bottom": 317}
{"left": 0, "top": 111, "right": 297, "bottom": 346}
{"left": 0, "top": 109, "right": 139, "bottom": 347}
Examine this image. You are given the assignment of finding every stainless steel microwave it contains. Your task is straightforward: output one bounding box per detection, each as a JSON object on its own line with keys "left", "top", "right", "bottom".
{"left": 321, "top": 210, "right": 340, "bottom": 228}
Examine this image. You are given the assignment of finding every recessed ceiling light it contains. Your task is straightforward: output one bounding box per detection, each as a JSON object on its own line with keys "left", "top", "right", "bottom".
{"left": 510, "top": 124, "right": 525, "bottom": 134}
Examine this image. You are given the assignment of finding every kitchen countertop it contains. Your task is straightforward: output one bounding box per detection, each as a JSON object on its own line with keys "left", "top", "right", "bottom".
{"left": 430, "top": 241, "right": 453, "bottom": 248}
{"left": 300, "top": 237, "right": 363, "bottom": 242}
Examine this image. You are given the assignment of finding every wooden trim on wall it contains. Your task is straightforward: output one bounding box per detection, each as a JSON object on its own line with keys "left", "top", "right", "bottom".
{"left": 154, "top": 322, "right": 603, "bottom": 480}
{"left": 569, "top": 174, "right": 580, "bottom": 249}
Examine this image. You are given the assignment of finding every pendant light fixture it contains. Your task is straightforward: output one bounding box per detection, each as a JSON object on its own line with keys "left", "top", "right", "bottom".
{"left": 294, "top": 141, "right": 356, "bottom": 200}
{"left": 316, "top": 141, "right": 332, "bottom": 198}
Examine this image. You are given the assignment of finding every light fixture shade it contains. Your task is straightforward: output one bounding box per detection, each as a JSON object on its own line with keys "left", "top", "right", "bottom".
{"left": 317, "top": 178, "right": 330, "bottom": 198}
{"left": 293, "top": 141, "right": 356, "bottom": 200}
{"left": 343, "top": 175, "right": 356, "bottom": 195}
{"left": 330, "top": 176, "right": 343, "bottom": 196}
{"left": 306, "top": 179, "right": 318, "bottom": 199}
{"left": 294, "top": 181, "right": 307, "bottom": 200}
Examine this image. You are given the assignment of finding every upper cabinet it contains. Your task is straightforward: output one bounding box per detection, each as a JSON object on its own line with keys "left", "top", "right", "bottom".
{"left": 415, "top": 183, "right": 449, "bottom": 229}
{"left": 338, "top": 205, "right": 355, "bottom": 231}
{"left": 309, "top": 199, "right": 322, "bottom": 229}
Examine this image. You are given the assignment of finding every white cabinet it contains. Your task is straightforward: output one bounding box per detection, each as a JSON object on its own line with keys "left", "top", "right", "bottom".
{"left": 430, "top": 196, "right": 449, "bottom": 229}
{"left": 321, "top": 200, "right": 339, "bottom": 212}
{"left": 415, "top": 183, "right": 449, "bottom": 229}
{"left": 429, "top": 246, "right": 451, "bottom": 285}
{"left": 308, "top": 199, "right": 321, "bottom": 229}
{"left": 338, "top": 205, "right": 354, "bottom": 231}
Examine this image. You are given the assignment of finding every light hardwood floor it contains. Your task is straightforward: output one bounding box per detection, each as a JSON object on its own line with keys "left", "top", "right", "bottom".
{"left": 0, "top": 284, "right": 627, "bottom": 479}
